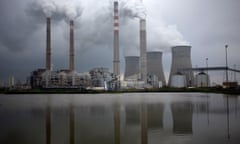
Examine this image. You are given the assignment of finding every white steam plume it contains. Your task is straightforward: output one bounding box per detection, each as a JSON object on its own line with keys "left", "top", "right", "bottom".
{"left": 34, "top": 0, "right": 57, "bottom": 17}
{"left": 118, "top": 0, "right": 146, "bottom": 19}
{"left": 31, "top": 0, "right": 82, "bottom": 20}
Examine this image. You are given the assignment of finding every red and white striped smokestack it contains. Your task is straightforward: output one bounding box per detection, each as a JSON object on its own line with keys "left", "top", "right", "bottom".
{"left": 69, "top": 20, "right": 74, "bottom": 71}
{"left": 46, "top": 17, "right": 51, "bottom": 71}
{"left": 113, "top": 0, "right": 120, "bottom": 76}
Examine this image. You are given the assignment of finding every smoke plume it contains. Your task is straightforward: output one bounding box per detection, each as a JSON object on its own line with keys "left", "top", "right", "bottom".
{"left": 29, "top": 0, "right": 82, "bottom": 20}
{"left": 117, "top": 0, "right": 147, "bottom": 19}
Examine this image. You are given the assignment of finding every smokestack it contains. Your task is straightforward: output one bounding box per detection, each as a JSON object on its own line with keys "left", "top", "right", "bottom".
{"left": 113, "top": 1, "right": 120, "bottom": 76}
{"left": 69, "top": 20, "right": 74, "bottom": 71}
{"left": 46, "top": 17, "right": 51, "bottom": 70}
{"left": 140, "top": 19, "right": 147, "bottom": 83}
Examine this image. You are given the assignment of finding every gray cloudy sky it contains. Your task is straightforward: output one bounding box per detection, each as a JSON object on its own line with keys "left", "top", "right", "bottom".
{"left": 0, "top": 0, "right": 240, "bottom": 84}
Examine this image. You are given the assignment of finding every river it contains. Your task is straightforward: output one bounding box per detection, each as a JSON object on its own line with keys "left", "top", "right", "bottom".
{"left": 0, "top": 93, "right": 239, "bottom": 144}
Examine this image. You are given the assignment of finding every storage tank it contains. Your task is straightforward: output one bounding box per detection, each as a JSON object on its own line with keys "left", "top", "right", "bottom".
{"left": 169, "top": 46, "right": 194, "bottom": 87}
{"left": 124, "top": 56, "right": 140, "bottom": 80}
{"left": 147, "top": 51, "right": 166, "bottom": 86}
{"left": 195, "top": 72, "right": 210, "bottom": 87}
{"left": 170, "top": 73, "right": 187, "bottom": 88}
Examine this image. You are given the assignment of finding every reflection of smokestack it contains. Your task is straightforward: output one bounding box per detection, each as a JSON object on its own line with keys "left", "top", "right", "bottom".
{"left": 46, "top": 17, "right": 51, "bottom": 70}
{"left": 69, "top": 20, "right": 74, "bottom": 71}
{"left": 140, "top": 19, "right": 147, "bottom": 83}
{"left": 113, "top": 1, "right": 120, "bottom": 76}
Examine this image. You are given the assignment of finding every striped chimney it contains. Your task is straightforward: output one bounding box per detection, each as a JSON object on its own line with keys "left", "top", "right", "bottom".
{"left": 113, "top": 0, "right": 120, "bottom": 76}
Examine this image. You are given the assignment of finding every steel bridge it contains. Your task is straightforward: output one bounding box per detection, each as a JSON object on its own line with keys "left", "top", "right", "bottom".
{"left": 178, "top": 66, "right": 240, "bottom": 73}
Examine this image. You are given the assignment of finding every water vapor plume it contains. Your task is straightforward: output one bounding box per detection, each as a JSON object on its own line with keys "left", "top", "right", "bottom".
{"left": 29, "top": 0, "right": 83, "bottom": 20}
{"left": 118, "top": 0, "right": 146, "bottom": 19}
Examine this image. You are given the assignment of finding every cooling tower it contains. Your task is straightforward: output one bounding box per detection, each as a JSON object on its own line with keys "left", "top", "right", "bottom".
{"left": 113, "top": 1, "right": 120, "bottom": 76}
{"left": 124, "top": 56, "right": 140, "bottom": 80}
{"left": 147, "top": 52, "right": 166, "bottom": 86}
{"left": 46, "top": 17, "right": 51, "bottom": 70}
{"left": 69, "top": 20, "right": 74, "bottom": 71}
{"left": 169, "top": 46, "right": 194, "bottom": 86}
{"left": 140, "top": 19, "right": 147, "bottom": 84}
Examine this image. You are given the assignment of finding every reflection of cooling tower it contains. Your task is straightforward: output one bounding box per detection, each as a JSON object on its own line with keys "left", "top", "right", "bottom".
{"left": 171, "top": 102, "right": 193, "bottom": 134}
{"left": 147, "top": 103, "right": 164, "bottom": 130}
{"left": 125, "top": 105, "right": 140, "bottom": 125}
{"left": 124, "top": 56, "right": 140, "bottom": 80}
{"left": 46, "top": 17, "right": 51, "bottom": 70}
{"left": 147, "top": 52, "right": 166, "bottom": 86}
{"left": 169, "top": 46, "right": 194, "bottom": 86}
{"left": 69, "top": 20, "right": 74, "bottom": 71}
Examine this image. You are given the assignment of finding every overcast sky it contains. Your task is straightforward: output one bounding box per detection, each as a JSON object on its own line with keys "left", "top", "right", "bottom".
{"left": 0, "top": 0, "right": 240, "bottom": 84}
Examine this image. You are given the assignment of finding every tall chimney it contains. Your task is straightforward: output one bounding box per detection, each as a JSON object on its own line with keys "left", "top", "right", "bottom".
{"left": 69, "top": 20, "right": 74, "bottom": 71}
{"left": 113, "top": 1, "right": 120, "bottom": 76}
{"left": 140, "top": 19, "right": 147, "bottom": 84}
{"left": 46, "top": 17, "right": 51, "bottom": 70}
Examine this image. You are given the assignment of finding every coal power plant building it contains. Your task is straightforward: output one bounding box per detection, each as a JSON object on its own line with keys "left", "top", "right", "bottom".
{"left": 147, "top": 52, "right": 166, "bottom": 86}
{"left": 169, "top": 46, "right": 194, "bottom": 87}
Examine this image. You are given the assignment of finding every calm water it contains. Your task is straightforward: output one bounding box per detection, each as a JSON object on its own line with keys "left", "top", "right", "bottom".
{"left": 0, "top": 93, "right": 239, "bottom": 144}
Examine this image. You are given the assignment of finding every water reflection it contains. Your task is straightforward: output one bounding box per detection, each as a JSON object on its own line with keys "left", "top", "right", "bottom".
{"left": 171, "top": 102, "right": 193, "bottom": 134}
{"left": 0, "top": 93, "right": 240, "bottom": 144}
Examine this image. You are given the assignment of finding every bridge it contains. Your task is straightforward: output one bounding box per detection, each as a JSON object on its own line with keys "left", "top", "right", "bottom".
{"left": 178, "top": 66, "right": 240, "bottom": 73}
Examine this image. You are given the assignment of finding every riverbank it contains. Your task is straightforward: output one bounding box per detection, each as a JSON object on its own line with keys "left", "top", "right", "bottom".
{"left": 1, "top": 87, "right": 240, "bottom": 95}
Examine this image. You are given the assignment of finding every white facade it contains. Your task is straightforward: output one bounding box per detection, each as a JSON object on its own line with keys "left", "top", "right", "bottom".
{"left": 170, "top": 74, "right": 187, "bottom": 88}
{"left": 195, "top": 72, "right": 210, "bottom": 87}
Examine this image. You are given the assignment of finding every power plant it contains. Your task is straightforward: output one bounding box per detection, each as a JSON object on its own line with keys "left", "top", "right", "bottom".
{"left": 169, "top": 46, "right": 194, "bottom": 87}
{"left": 27, "top": 1, "right": 240, "bottom": 90}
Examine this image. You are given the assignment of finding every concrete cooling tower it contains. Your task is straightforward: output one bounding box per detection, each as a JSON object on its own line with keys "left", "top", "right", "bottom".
{"left": 169, "top": 46, "right": 194, "bottom": 87}
{"left": 147, "top": 52, "right": 166, "bottom": 86}
{"left": 124, "top": 56, "right": 140, "bottom": 80}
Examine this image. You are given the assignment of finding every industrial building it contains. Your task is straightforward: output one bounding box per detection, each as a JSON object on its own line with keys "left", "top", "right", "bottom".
{"left": 195, "top": 72, "right": 210, "bottom": 87}
{"left": 89, "top": 67, "right": 118, "bottom": 90}
{"left": 30, "top": 69, "right": 91, "bottom": 89}
{"left": 30, "top": 16, "right": 120, "bottom": 90}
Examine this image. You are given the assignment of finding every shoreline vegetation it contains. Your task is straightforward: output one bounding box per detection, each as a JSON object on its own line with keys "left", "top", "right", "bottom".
{"left": 1, "top": 87, "right": 240, "bottom": 95}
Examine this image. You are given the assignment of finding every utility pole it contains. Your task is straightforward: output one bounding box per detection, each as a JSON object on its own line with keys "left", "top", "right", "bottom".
{"left": 206, "top": 58, "right": 208, "bottom": 87}
{"left": 225, "top": 45, "right": 229, "bottom": 87}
